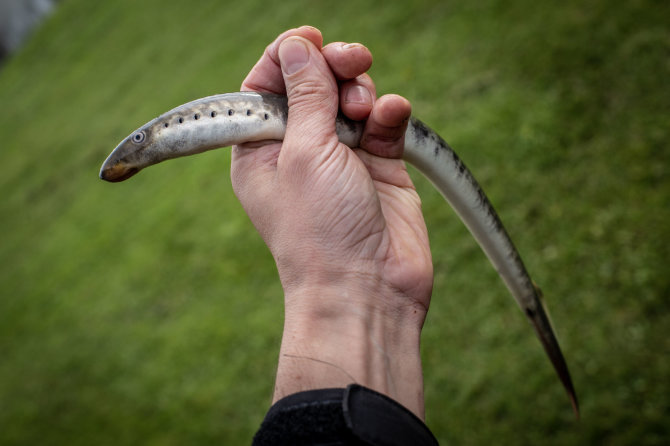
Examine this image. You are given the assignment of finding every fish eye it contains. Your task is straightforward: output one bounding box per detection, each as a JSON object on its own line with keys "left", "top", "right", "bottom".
{"left": 131, "top": 131, "right": 146, "bottom": 144}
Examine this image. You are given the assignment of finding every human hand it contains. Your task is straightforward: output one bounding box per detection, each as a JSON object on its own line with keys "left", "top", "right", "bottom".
{"left": 230, "top": 26, "right": 433, "bottom": 418}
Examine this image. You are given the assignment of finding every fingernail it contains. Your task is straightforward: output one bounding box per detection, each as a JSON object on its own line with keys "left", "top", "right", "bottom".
{"left": 344, "top": 85, "right": 372, "bottom": 105}
{"left": 280, "top": 38, "right": 310, "bottom": 75}
{"left": 343, "top": 42, "right": 363, "bottom": 50}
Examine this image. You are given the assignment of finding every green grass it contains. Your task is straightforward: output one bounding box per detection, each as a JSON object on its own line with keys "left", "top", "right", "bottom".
{"left": 1, "top": 0, "right": 668, "bottom": 444}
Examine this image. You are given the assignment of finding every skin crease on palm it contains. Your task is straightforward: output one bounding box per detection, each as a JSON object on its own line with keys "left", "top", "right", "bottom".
{"left": 229, "top": 26, "right": 433, "bottom": 418}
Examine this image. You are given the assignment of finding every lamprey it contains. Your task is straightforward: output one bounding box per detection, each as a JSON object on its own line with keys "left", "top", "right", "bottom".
{"left": 100, "top": 91, "right": 579, "bottom": 415}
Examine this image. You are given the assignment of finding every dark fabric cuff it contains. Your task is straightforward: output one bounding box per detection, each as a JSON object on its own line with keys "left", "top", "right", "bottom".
{"left": 252, "top": 384, "right": 438, "bottom": 445}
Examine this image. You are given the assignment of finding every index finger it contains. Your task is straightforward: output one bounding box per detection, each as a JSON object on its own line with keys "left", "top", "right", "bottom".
{"left": 321, "top": 41, "right": 373, "bottom": 80}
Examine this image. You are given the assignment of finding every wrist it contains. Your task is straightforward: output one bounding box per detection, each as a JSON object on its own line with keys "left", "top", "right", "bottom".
{"left": 277, "top": 257, "right": 431, "bottom": 324}
{"left": 273, "top": 282, "right": 427, "bottom": 419}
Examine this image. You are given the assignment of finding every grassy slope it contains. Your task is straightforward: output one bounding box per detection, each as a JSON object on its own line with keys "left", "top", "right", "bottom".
{"left": 0, "top": 0, "right": 668, "bottom": 444}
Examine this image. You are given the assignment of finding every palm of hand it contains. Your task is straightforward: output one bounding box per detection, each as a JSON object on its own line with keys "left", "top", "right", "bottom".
{"left": 263, "top": 135, "right": 432, "bottom": 311}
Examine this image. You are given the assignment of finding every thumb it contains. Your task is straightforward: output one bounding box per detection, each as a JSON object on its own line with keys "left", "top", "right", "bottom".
{"left": 278, "top": 37, "right": 340, "bottom": 158}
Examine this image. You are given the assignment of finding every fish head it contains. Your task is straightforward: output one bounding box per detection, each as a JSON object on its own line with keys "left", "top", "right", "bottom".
{"left": 99, "top": 125, "right": 156, "bottom": 182}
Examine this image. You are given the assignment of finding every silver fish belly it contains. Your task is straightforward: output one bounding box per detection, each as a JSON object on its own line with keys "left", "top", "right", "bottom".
{"left": 100, "top": 91, "right": 578, "bottom": 416}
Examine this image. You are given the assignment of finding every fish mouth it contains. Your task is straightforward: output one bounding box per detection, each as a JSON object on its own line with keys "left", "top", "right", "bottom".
{"left": 99, "top": 163, "right": 140, "bottom": 182}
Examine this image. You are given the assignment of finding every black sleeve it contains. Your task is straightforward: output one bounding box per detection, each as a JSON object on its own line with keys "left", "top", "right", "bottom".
{"left": 252, "top": 384, "right": 439, "bottom": 445}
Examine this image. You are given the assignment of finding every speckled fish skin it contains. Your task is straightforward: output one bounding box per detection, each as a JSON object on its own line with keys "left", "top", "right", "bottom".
{"left": 100, "top": 91, "right": 578, "bottom": 416}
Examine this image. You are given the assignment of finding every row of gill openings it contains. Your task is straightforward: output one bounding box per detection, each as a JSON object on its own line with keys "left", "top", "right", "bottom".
{"left": 162, "top": 109, "right": 270, "bottom": 129}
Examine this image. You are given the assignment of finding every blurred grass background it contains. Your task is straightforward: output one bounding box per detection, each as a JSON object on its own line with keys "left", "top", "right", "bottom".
{"left": 0, "top": 0, "right": 668, "bottom": 444}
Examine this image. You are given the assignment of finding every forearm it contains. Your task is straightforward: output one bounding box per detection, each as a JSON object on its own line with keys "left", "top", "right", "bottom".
{"left": 272, "top": 283, "right": 427, "bottom": 419}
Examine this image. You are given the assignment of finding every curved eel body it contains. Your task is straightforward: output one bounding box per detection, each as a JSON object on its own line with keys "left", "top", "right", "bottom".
{"left": 100, "top": 91, "right": 578, "bottom": 415}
